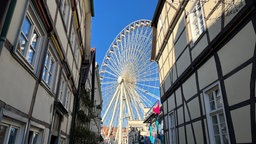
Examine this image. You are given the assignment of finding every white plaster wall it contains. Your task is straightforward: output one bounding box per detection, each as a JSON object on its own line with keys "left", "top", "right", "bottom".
{"left": 218, "top": 22, "right": 256, "bottom": 75}
{"left": 163, "top": 100, "right": 167, "bottom": 115}
{"left": 167, "top": 94, "right": 175, "bottom": 112}
{"left": 193, "top": 121, "right": 204, "bottom": 144}
{"left": 46, "top": 0, "right": 57, "bottom": 22}
{"left": 175, "top": 88, "right": 182, "bottom": 107}
{"left": 231, "top": 105, "right": 251, "bottom": 143}
{"left": 164, "top": 72, "right": 171, "bottom": 92}
{"left": 204, "top": 1, "right": 223, "bottom": 42}
{"left": 66, "top": 45, "right": 73, "bottom": 71}
{"left": 55, "top": 12, "right": 68, "bottom": 54}
{"left": 187, "top": 98, "right": 200, "bottom": 120}
{"left": 177, "top": 107, "right": 183, "bottom": 125}
{"left": 224, "top": 64, "right": 251, "bottom": 106}
{"left": 0, "top": 48, "right": 35, "bottom": 113}
{"left": 176, "top": 48, "right": 191, "bottom": 77}
{"left": 191, "top": 35, "right": 208, "bottom": 61}
{"left": 207, "top": 17, "right": 222, "bottom": 42}
{"left": 174, "top": 31, "right": 187, "bottom": 60}
{"left": 6, "top": 0, "right": 26, "bottom": 44}
{"left": 186, "top": 125, "right": 194, "bottom": 144}
{"left": 197, "top": 57, "right": 218, "bottom": 90}
{"left": 160, "top": 85, "right": 164, "bottom": 98}
{"left": 179, "top": 127, "right": 185, "bottom": 144}
{"left": 184, "top": 105, "right": 189, "bottom": 122}
{"left": 173, "top": 13, "right": 185, "bottom": 42}
{"left": 32, "top": 85, "right": 54, "bottom": 124}
{"left": 172, "top": 66, "right": 178, "bottom": 84}
{"left": 182, "top": 73, "right": 197, "bottom": 100}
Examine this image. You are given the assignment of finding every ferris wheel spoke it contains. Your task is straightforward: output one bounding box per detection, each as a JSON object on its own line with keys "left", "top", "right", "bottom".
{"left": 130, "top": 88, "right": 145, "bottom": 115}
{"left": 135, "top": 88, "right": 154, "bottom": 107}
{"left": 136, "top": 82, "right": 159, "bottom": 89}
{"left": 136, "top": 86, "right": 159, "bottom": 101}
{"left": 129, "top": 91, "right": 142, "bottom": 120}
{"left": 137, "top": 77, "right": 159, "bottom": 82}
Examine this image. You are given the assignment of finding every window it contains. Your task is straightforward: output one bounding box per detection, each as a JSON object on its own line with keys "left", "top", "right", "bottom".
{"left": 65, "top": 88, "right": 71, "bottom": 111}
{"left": 204, "top": 84, "right": 230, "bottom": 144}
{"left": 17, "top": 10, "right": 43, "bottom": 67}
{"left": 28, "top": 130, "right": 39, "bottom": 144}
{"left": 58, "top": 73, "right": 67, "bottom": 105}
{"left": 168, "top": 112, "right": 175, "bottom": 144}
{"left": 0, "top": 123, "right": 20, "bottom": 144}
{"left": 189, "top": 1, "right": 206, "bottom": 43}
{"left": 60, "top": 0, "right": 71, "bottom": 28}
{"left": 59, "top": 137, "right": 66, "bottom": 144}
{"left": 42, "top": 48, "right": 57, "bottom": 88}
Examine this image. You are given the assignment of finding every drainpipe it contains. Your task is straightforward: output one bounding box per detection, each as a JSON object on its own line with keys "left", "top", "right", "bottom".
{"left": 0, "top": 0, "right": 17, "bottom": 55}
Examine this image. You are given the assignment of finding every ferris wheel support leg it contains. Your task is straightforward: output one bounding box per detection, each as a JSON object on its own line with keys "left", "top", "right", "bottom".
{"left": 102, "top": 84, "right": 120, "bottom": 121}
{"left": 123, "top": 83, "right": 132, "bottom": 119}
{"left": 106, "top": 89, "right": 120, "bottom": 142}
{"left": 118, "top": 84, "right": 124, "bottom": 144}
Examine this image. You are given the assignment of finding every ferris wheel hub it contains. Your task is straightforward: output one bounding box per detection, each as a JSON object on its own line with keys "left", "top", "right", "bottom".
{"left": 118, "top": 76, "right": 123, "bottom": 84}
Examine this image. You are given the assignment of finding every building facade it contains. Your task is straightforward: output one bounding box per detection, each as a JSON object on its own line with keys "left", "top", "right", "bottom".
{"left": 89, "top": 63, "right": 103, "bottom": 139}
{"left": 151, "top": 0, "right": 256, "bottom": 144}
{"left": 0, "top": 0, "right": 94, "bottom": 143}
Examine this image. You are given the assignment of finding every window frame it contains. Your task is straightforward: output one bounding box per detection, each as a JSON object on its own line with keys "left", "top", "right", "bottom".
{"left": 15, "top": 3, "right": 46, "bottom": 72}
{"left": 203, "top": 83, "right": 230, "bottom": 144}
{"left": 41, "top": 42, "right": 59, "bottom": 91}
{"left": 189, "top": 0, "right": 206, "bottom": 45}
{"left": 0, "top": 121, "right": 23, "bottom": 144}
{"left": 168, "top": 111, "right": 176, "bottom": 144}
{"left": 58, "top": 73, "right": 67, "bottom": 106}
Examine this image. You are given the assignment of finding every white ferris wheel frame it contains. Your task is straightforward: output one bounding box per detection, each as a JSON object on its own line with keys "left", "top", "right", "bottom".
{"left": 100, "top": 19, "right": 160, "bottom": 144}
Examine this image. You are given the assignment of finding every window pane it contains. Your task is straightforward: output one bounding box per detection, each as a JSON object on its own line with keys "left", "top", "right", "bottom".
{"left": 212, "top": 115, "right": 218, "bottom": 124}
{"left": 220, "top": 123, "right": 227, "bottom": 134}
{"left": 18, "top": 34, "right": 27, "bottom": 55}
{"left": 8, "top": 127, "right": 18, "bottom": 144}
{"left": 42, "top": 67, "right": 47, "bottom": 80}
{"left": 210, "top": 101, "right": 215, "bottom": 110}
{"left": 49, "top": 59, "right": 54, "bottom": 72}
{"left": 22, "top": 16, "right": 31, "bottom": 37}
{"left": 31, "top": 32, "right": 38, "bottom": 49}
{"left": 28, "top": 131, "right": 33, "bottom": 144}
{"left": 33, "top": 133, "right": 39, "bottom": 144}
{"left": 222, "top": 134, "right": 229, "bottom": 144}
{"left": 213, "top": 125, "right": 219, "bottom": 135}
{"left": 44, "top": 53, "right": 49, "bottom": 65}
{"left": 216, "top": 97, "right": 222, "bottom": 108}
{"left": 219, "top": 113, "right": 225, "bottom": 123}
{"left": 215, "top": 135, "right": 221, "bottom": 144}
{"left": 27, "top": 48, "right": 35, "bottom": 64}
{"left": 0, "top": 125, "right": 7, "bottom": 144}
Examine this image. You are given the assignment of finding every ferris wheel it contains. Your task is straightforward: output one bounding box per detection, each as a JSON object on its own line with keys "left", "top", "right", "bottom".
{"left": 100, "top": 19, "right": 159, "bottom": 143}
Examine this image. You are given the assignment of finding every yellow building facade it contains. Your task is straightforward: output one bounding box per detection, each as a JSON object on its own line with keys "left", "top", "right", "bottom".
{"left": 0, "top": 0, "right": 94, "bottom": 143}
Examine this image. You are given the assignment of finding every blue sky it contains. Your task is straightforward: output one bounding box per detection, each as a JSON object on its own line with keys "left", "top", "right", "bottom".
{"left": 91, "top": 0, "right": 158, "bottom": 65}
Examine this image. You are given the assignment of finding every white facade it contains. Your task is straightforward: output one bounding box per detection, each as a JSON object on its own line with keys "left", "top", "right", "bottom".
{"left": 151, "top": 0, "right": 256, "bottom": 144}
